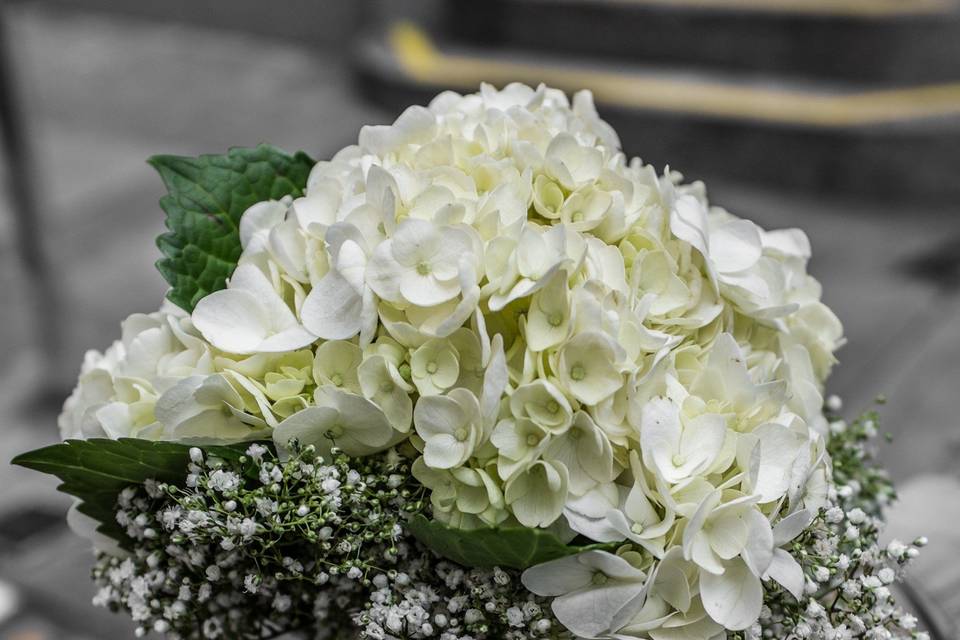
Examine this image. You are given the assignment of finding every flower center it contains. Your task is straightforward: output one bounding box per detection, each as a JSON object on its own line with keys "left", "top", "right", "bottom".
{"left": 572, "top": 212, "right": 584, "bottom": 223}
{"left": 672, "top": 454, "right": 686, "bottom": 467}
{"left": 546, "top": 400, "right": 560, "bottom": 414}
{"left": 416, "top": 261, "right": 432, "bottom": 276}
{"left": 526, "top": 434, "right": 541, "bottom": 447}
{"left": 330, "top": 373, "right": 343, "bottom": 387}
{"left": 547, "top": 312, "right": 564, "bottom": 327}
{"left": 454, "top": 428, "right": 469, "bottom": 442}
{"left": 591, "top": 572, "right": 608, "bottom": 586}
{"left": 631, "top": 523, "right": 644, "bottom": 535}
{"left": 325, "top": 425, "right": 344, "bottom": 439}
{"left": 570, "top": 365, "right": 586, "bottom": 381}
{"left": 426, "top": 361, "right": 439, "bottom": 375}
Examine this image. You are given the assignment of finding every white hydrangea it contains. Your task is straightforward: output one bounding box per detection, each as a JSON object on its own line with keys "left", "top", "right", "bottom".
{"left": 60, "top": 83, "right": 846, "bottom": 638}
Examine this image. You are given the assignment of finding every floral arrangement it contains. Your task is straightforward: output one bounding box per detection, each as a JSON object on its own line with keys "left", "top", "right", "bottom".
{"left": 14, "top": 83, "right": 928, "bottom": 640}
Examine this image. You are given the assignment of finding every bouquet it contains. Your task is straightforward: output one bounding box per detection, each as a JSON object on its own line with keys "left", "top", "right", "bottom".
{"left": 14, "top": 83, "right": 929, "bottom": 640}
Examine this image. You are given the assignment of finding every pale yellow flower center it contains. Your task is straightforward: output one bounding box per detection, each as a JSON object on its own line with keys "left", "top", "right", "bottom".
{"left": 325, "top": 425, "right": 344, "bottom": 439}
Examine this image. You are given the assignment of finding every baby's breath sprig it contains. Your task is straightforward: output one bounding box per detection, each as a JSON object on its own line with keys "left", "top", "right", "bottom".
{"left": 91, "top": 442, "right": 566, "bottom": 640}
{"left": 92, "top": 442, "right": 427, "bottom": 639}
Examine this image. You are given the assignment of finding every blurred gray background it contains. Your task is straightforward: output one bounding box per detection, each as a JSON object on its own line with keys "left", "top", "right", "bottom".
{"left": 0, "top": 0, "right": 958, "bottom": 637}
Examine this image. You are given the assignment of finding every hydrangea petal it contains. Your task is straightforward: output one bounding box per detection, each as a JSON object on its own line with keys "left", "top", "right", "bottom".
{"left": 699, "top": 558, "right": 763, "bottom": 631}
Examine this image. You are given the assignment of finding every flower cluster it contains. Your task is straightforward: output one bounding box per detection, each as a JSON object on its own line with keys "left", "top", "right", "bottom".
{"left": 65, "top": 83, "right": 851, "bottom": 636}
{"left": 89, "top": 408, "right": 928, "bottom": 640}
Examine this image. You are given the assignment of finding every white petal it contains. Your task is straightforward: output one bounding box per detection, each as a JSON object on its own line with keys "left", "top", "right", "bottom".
{"left": 679, "top": 413, "right": 727, "bottom": 475}
{"left": 154, "top": 375, "right": 206, "bottom": 427}
{"left": 670, "top": 195, "right": 709, "bottom": 259}
{"left": 682, "top": 491, "right": 721, "bottom": 562}
{"left": 580, "top": 551, "right": 647, "bottom": 582}
{"left": 764, "top": 549, "right": 805, "bottom": 601}
{"left": 654, "top": 549, "right": 691, "bottom": 613}
{"left": 553, "top": 581, "right": 647, "bottom": 639}
{"left": 228, "top": 264, "right": 298, "bottom": 327}
{"left": 300, "top": 272, "right": 362, "bottom": 340}
{"left": 291, "top": 189, "right": 339, "bottom": 231}
{"left": 750, "top": 423, "right": 805, "bottom": 503}
{"left": 240, "top": 200, "right": 287, "bottom": 251}
{"left": 700, "top": 558, "right": 763, "bottom": 631}
{"left": 563, "top": 487, "right": 624, "bottom": 543}
{"left": 359, "top": 288, "right": 379, "bottom": 348}
{"left": 640, "top": 398, "right": 683, "bottom": 482}
{"left": 192, "top": 289, "right": 270, "bottom": 354}
{"left": 522, "top": 554, "right": 594, "bottom": 596}
{"left": 256, "top": 325, "right": 317, "bottom": 353}
{"left": 414, "top": 394, "right": 466, "bottom": 439}
{"left": 272, "top": 406, "right": 340, "bottom": 455}
{"left": 741, "top": 508, "right": 774, "bottom": 577}
{"left": 707, "top": 510, "right": 749, "bottom": 560}
{"left": 315, "top": 387, "right": 394, "bottom": 446}
{"left": 761, "top": 228, "right": 810, "bottom": 259}
{"left": 434, "top": 258, "right": 481, "bottom": 337}
{"left": 400, "top": 269, "right": 460, "bottom": 307}
{"left": 267, "top": 218, "right": 308, "bottom": 281}
{"left": 710, "top": 219, "right": 762, "bottom": 274}
{"left": 424, "top": 434, "right": 471, "bottom": 469}
{"left": 359, "top": 105, "right": 437, "bottom": 155}
{"left": 773, "top": 509, "right": 813, "bottom": 546}
{"left": 391, "top": 218, "right": 440, "bottom": 266}
{"left": 364, "top": 165, "right": 399, "bottom": 222}
{"left": 481, "top": 334, "right": 508, "bottom": 428}
{"left": 335, "top": 239, "right": 368, "bottom": 293}
{"left": 366, "top": 241, "right": 403, "bottom": 303}
{"left": 692, "top": 333, "right": 755, "bottom": 408}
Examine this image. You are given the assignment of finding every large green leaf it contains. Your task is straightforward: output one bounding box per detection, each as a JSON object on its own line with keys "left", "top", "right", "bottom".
{"left": 151, "top": 145, "right": 315, "bottom": 312}
{"left": 407, "top": 514, "right": 616, "bottom": 570}
{"left": 12, "top": 439, "right": 248, "bottom": 544}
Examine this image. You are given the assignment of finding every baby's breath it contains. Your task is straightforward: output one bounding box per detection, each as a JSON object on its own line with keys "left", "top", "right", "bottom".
{"left": 91, "top": 443, "right": 564, "bottom": 640}
{"left": 93, "top": 443, "right": 425, "bottom": 639}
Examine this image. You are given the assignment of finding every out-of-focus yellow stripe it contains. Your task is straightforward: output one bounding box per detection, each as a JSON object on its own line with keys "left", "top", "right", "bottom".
{"left": 541, "top": 0, "right": 958, "bottom": 17}
{"left": 390, "top": 23, "right": 960, "bottom": 128}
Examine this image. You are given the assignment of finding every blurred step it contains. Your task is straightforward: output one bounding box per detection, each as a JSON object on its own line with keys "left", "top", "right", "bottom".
{"left": 886, "top": 475, "right": 960, "bottom": 638}
{"left": 444, "top": 0, "right": 960, "bottom": 84}
{"left": 354, "top": 23, "right": 960, "bottom": 202}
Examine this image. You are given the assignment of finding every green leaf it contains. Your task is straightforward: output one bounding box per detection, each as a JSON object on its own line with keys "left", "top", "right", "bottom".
{"left": 150, "top": 144, "right": 315, "bottom": 312}
{"left": 406, "top": 514, "right": 616, "bottom": 570}
{"left": 12, "top": 439, "right": 250, "bottom": 544}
